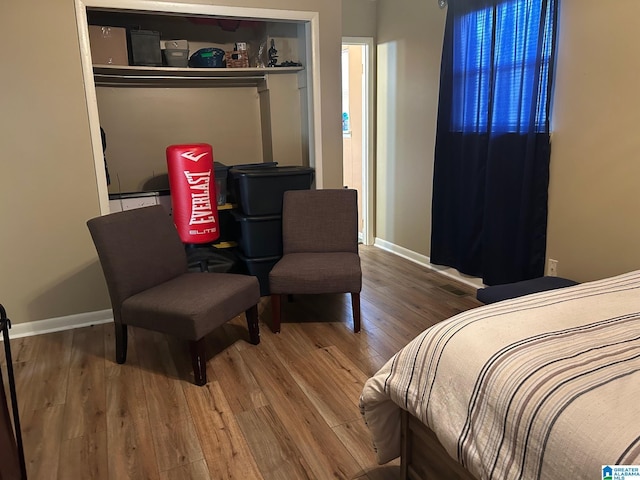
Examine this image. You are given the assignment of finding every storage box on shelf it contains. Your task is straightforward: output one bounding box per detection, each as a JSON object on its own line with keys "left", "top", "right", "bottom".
{"left": 89, "top": 25, "right": 129, "bottom": 65}
{"left": 163, "top": 49, "right": 189, "bottom": 67}
{"left": 163, "top": 39, "right": 189, "bottom": 67}
{"left": 128, "top": 29, "right": 162, "bottom": 66}
{"left": 108, "top": 190, "right": 171, "bottom": 213}
{"left": 225, "top": 50, "right": 250, "bottom": 68}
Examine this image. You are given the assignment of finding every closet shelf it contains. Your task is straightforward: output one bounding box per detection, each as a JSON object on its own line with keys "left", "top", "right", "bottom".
{"left": 93, "top": 64, "right": 304, "bottom": 87}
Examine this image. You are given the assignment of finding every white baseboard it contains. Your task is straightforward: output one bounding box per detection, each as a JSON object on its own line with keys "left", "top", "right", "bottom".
{"left": 8, "top": 309, "right": 113, "bottom": 339}
{"left": 373, "top": 238, "right": 484, "bottom": 290}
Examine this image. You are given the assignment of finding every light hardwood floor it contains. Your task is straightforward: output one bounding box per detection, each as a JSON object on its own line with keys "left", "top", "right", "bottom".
{"left": 2, "top": 246, "right": 482, "bottom": 480}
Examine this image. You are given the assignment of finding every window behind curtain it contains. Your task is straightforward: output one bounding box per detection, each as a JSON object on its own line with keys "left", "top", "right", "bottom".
{"left": 452, "top": 0, "right": 555, "bottom": 133}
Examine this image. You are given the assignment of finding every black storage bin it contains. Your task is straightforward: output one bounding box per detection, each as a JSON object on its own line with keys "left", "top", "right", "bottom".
{"left": 236, "top": 252, "right": 281, "bottom": 296}
{"left": 230, "top": 166, "right": 314, "bottom": 216}
{"left": 231, "top": 211, "right": 282, "bottom": 258}
{"left": 226, "top": 162, "right": 278, "bottom": 204}
{"left": 128, "top": 29, "right": 162, "bottom": 66}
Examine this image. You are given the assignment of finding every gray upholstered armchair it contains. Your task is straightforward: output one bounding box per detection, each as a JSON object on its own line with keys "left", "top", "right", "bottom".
{"left": 268, "top": 189, "right": 362, "bottom": 333}
{"left": 87, "top": 205, "right": 260, "bottom": 385}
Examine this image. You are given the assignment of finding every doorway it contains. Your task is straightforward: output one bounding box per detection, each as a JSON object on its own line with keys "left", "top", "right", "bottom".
{"left": 342, "top": 37, "right": 374, "bottom": 245}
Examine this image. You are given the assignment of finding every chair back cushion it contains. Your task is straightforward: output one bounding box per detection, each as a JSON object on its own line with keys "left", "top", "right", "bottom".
{"left": 87, "top": 205, "right": 187, "bottom": 322}
{"left": 282, "top": 189, "right": 358, "bottom": 254}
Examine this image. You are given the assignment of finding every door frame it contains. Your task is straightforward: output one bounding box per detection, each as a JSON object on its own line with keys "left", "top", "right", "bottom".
{"left": 75, "top": 0, "right": 323, "bottom": 214}
{"left": 342, "top": 36, "right": 374, "bottom": 245}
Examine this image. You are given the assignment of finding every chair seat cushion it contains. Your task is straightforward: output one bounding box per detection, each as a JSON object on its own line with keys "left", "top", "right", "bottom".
{"left": 121, "top": 272, "right": 260, "bottom": 340}
{"left": 269, "top": 252, "right": 362, "bottom": 295}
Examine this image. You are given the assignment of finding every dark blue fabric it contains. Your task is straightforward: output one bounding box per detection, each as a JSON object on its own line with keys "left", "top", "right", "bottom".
{"left": 431, "top": 0, "right": 558, "bottom": 285}
{"left": 451, "top": 0, "right": 555, "bottom": 133}
{"left": 476, "top": 276, "right": 579, "bottom": 304}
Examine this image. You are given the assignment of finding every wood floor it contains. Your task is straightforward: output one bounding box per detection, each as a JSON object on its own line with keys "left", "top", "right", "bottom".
{"left": 2, "top": 246, "right": 482, "bottom": 480}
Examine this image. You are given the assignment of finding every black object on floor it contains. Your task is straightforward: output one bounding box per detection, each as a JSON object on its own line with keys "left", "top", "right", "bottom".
{"left": 0, "top": 304, "right": 27, "bottom": 479}
{"left": 476, "top": 276, "right": 579, "bottom": 304}
{"left": 185, "top": 245, "right": 239, "bottom": 273}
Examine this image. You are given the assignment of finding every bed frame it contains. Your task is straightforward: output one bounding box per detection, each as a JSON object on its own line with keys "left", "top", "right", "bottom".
{"left": 400, "top": 410, "right": 477, "bottom": 480}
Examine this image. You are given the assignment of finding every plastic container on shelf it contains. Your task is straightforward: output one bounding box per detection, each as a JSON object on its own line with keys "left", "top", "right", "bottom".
{"left": 188, "top": 47, "right": 226, "bottom": 68}
{"left": 128, "top": 29, "right": 162, "bottom": 66}
{"left": 163, "top": 49, "right": 189, "bottom": 67}
{"left": 231, "top": 210, "right": 282, "bottom": 258}
{"left": 88, "top": 26, "right": 129, "bottom": 66}
{"left": 229, "top": 165, "right": 314, "bottom": 216}
{"left": 236, "top": 252, "right": 281, "bottom": 297}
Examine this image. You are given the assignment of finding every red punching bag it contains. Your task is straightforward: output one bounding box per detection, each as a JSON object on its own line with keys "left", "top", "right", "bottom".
{"left": 166, "top": 143, "right": 220, "bottom": 244}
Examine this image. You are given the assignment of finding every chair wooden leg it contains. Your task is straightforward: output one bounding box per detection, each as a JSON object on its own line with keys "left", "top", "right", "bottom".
{"left": 190, "top": 339, "right": 207, "bottom": 386}
{"left": 270, "top": 294, "right": 282, "bottom": 333}
{"left": 351, "top": 292, "right": 361, "bottom": 333}
{"left": 246, "top": 305, "right": 260, "bottom": 345}
{"left": 115, "top": 323, "right": 128, "bottom": 364}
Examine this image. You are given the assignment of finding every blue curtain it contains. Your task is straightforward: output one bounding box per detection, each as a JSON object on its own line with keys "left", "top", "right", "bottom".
{"left": 430, "top": 0, "right": 558, "bottom": 285}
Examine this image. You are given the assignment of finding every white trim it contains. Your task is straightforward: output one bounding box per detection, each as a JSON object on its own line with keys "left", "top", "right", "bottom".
{"left": 309, "top": 14, "right": 323, "bottom": 187}
{"left": 75, "top": 1, "right": 110, "bottom": 214}
{"left": 74, "top": 0, "right": 323, "bottom": 206}
{"left": 342, "top": 37, "right": 375, "bottom": 246}
{"left": 8, "top": 309, "right": 113, "bottom": 339}
{"left": 373, "top": 238, "right": 484, "bottom": 290}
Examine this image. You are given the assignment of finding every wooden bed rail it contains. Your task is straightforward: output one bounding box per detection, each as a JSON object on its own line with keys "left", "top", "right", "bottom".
{"left": 400, "top": 409, "right": 477, "bottom": 480}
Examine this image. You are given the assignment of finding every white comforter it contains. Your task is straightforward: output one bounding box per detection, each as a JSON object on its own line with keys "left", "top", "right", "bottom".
{"left": 360, "top": 271, "right": 640, "bottom": 480}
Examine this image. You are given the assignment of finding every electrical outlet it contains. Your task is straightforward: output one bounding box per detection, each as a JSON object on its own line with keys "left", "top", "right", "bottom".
{"left": 548, "top": 259, "right": 558, "bottom": 277}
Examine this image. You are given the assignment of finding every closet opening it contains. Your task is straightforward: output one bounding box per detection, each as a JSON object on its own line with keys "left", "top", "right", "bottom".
{"left": 75, "top": 0, "right": 323, "bottom": 214}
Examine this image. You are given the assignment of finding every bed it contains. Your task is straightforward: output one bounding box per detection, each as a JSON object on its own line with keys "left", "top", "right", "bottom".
{"left": 360, "top": 270, "right": 640, "bottom": 480}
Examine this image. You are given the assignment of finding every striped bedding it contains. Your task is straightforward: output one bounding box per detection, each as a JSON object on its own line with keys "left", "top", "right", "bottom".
{"left": 360, "top": 270, "right": 640, "bottom": 479}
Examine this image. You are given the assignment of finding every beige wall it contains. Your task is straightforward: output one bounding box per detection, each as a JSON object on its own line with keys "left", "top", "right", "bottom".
{"left": 375, "top": 0, "right": 445, "bottom": 254}
{"left": 375, "top": 0, "right": 640, "bottom": 283}
{"left": 1, "top": 0, "right": 107, "bottom": 323}
{"left": 98, "top": 86, "right": 265, "bottom": 193}
{"left": 342, "top": 0, "right": 377, "bottom": 38}
{"left": 546, "top": 0, "right": 640, "bottom": 282}
{"left": 267, "top": 74, "right": 305, "bottom": 167}
{"left": 0, "top": 0, "right": 342, "bottom": 325}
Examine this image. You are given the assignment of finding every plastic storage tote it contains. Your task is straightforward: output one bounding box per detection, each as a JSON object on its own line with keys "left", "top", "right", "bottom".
{"left": 231, "top": 211, "right": 282, "bottom": 258}
{"left": 230, "top": 166, "right": 314, "bottom": 216}
{"left": 226, "top": 162, "right": 278, "bottom": 204}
